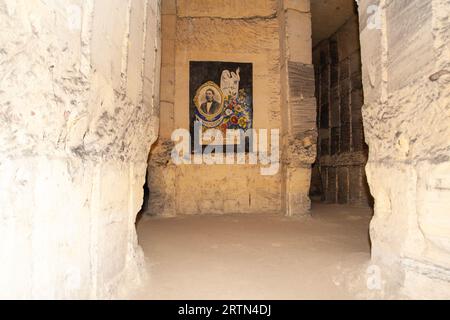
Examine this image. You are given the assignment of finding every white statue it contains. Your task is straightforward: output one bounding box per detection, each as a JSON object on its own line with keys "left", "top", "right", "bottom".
{"left": 220, "top": 68, "right": 241, "bottom": 99}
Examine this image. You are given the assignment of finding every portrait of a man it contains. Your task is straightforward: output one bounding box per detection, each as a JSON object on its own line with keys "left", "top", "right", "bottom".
{"left": 201, "top": 89, "right": 221, "bottom": 115}
{"left": 193, "top": 81, "right": 224, "bottom": 119}
{"left": 190, "top": 61, "right": 253, "bottom": 150}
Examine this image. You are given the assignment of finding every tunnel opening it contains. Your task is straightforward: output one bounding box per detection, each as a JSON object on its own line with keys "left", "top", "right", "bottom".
{"left": 132, "top": 0, "right": 376, "bottom": 300}
{"left": 309, "top": 1, "right": 374, "bottom": 208}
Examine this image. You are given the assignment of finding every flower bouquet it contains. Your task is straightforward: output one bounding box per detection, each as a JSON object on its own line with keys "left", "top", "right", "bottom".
{"left": 220, "top": 89, "right": 252, "bottom": 134}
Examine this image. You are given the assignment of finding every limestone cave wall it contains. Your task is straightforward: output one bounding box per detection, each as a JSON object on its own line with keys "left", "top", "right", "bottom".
{"left": 358, "top": 0, "right": 450, "bottom": 298}
{"left": 0, "top": 0, "right": 161, "bottom": 299}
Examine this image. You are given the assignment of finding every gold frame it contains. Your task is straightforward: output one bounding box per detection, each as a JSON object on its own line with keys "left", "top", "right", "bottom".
{"left": 194, "top": 81, "right": 225, "bottom": 121}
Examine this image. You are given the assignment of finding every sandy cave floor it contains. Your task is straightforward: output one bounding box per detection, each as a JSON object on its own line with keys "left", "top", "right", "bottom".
{"left": 130, "top": 203, "right": 375, "bottom": 300}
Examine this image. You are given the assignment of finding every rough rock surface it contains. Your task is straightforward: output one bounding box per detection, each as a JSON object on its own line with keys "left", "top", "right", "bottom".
{"left": 148, "top": 0, "right": 316, "bottom": 217}
{"left": 0, "top": 0, "right": 161, "bottom": 299}
{"left": 358, "top": 0, "right": 450, "bottom": 298}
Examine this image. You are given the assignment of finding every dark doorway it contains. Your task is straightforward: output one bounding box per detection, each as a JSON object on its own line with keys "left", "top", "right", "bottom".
{"left": 309, "top": 1, "right": 373, "bottom": 207}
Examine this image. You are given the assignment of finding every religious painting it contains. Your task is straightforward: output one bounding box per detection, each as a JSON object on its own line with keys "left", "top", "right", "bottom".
{"left": 190, "top": 61, "right": 253, "bottom": 151}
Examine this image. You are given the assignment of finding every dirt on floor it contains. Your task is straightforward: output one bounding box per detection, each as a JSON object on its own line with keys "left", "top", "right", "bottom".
{"left": 130, "top": 203, "right": 380, "bottom": 300}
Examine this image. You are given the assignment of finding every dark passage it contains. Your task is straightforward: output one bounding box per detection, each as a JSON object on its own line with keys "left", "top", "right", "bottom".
{"left": 310, "top": 3, "right": 373, "bottom": 207}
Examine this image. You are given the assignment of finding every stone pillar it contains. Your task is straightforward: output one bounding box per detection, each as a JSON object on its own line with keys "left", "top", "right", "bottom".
{"left": 146, "top": 0, "right": 177, "bottom": 217}
{"left": 0, "top": 0, "right": 161, "bottom": 299}
{"left": 278, "top": 0, "right": 317, "bottom": 216}
{"left": 358, "top": 0, "right": 450, "bottom": 298}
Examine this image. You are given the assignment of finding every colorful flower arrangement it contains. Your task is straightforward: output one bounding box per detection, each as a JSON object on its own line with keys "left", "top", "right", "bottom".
{"left": 221, "top": 89, "right": 252, "bottom": 132}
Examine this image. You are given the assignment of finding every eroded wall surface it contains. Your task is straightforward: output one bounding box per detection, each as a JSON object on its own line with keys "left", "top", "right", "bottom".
{"left": 148, "top": 0, "right": 315, "bottom": 216}
{"left": 0, "top": 0, "right": 161, "bottom": 299}
{"left": 278, "top": 0, "right": 317, "bottom": 216}
{"left": 312, "top": 15, "right": 372, "bottom": 207}
{"left": 358, "top": 0, "right": 450, "bottom": 298}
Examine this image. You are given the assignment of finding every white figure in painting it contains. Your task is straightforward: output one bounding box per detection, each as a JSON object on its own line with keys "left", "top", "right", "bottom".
{"left": 220, "top": 68, "right": 241, "bottom": 99}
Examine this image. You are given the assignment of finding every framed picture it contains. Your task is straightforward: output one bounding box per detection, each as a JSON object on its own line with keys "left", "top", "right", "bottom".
{"left": 189, "top": 61, "right": 253, "bottom": 152}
